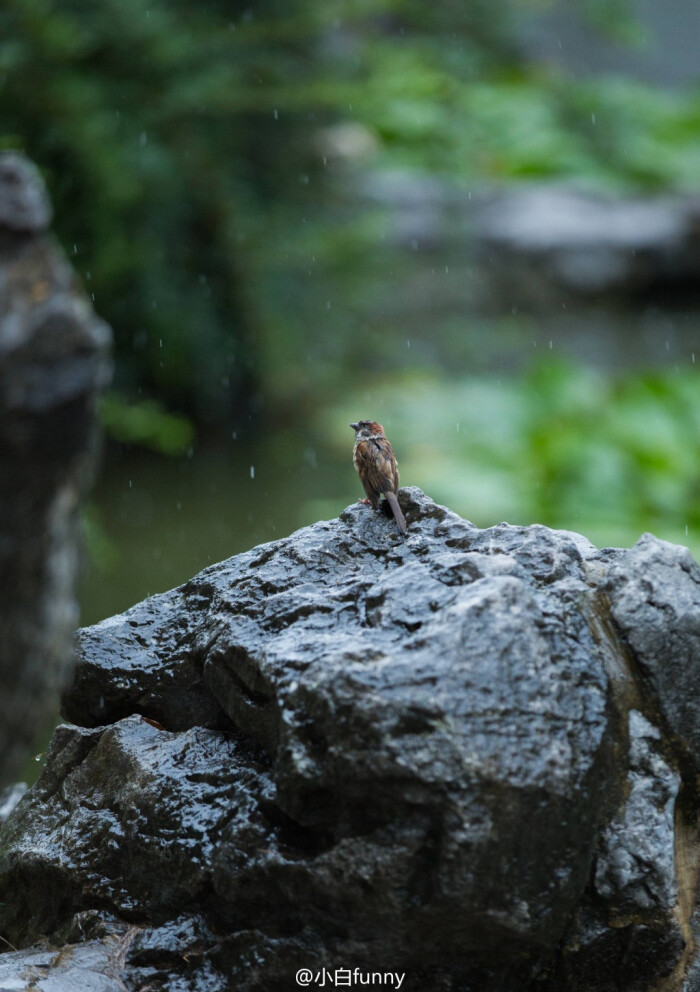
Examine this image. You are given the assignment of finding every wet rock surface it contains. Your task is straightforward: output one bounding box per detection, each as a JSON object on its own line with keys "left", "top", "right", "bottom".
{"left": 605, "top": 534, "right": 700, "bottom": 771}
{"left": 1, "top": 489, "right": 699, "bottom": 990}
{"left": 594, "top": 711, "right": 679, "bottom": 915}
{"left": 0, "top": 151, "right": 112, "bottom": 786}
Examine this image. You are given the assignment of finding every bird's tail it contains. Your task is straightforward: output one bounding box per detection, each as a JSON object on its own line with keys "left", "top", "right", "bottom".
{"left": 385, "top": 491, "right": 407, "bottom": 537}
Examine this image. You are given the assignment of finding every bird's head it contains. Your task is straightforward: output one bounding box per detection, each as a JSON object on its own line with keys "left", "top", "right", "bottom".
{"left": 350, "top": 420, "right": 385, "bottom": 441}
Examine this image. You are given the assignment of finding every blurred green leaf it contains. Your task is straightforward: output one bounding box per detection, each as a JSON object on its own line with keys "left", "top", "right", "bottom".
{"left": 100, "top": 392, "right": 195, "bottom": 455}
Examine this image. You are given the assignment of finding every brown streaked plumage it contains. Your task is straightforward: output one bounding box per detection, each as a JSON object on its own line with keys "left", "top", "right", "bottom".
{"left": 349, "top": 420, "right": 407, "bottom": 537}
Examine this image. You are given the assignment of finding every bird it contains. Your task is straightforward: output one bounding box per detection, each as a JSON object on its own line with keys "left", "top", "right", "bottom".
{"left": 350, "top": 421, "right": 407, "bottom": 537}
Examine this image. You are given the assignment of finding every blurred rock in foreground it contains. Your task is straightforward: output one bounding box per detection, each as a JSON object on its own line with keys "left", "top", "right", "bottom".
{"left": 0, "top": 489, "right": 699, "bottom": 991}
{"left": 0, "top": 152, "right": 112, "bottom": 785}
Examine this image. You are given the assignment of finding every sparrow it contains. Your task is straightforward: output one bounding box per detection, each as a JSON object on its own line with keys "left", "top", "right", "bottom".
{"left": 350, "top": 421, "right": 407, "bottom": 537}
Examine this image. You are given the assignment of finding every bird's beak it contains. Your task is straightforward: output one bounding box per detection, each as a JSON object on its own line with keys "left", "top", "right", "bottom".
{"left": 349, "top": 423, "right": 360, "bottom": 431}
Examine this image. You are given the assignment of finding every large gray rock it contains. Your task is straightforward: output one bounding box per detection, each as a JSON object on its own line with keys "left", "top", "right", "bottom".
{"left": 0, "top": 491, "right": 698, "bottom": 990}
{"left": 0, "top": 151, "right": 112, "bottom": 785}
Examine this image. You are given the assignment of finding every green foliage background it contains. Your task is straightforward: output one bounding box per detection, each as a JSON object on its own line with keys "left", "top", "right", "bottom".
{"left": 1, "top": 0, "right": 699, "bottom": 592}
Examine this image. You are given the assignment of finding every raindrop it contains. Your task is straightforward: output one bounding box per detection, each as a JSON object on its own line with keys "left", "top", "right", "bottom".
{"left": 445, "top": 265, "right": 449, "bottom": 274}
{"left": 129, "top": 480, "right": 133, "bottom": 488}
{"left": 692, "top": 353, "right": 696, "bottom": 363}
{"left": 159, "top": 339, "right": 163, "bottom": 348}
{"left": 456, "top": 423, "right": 460, "bottom": 432}
{"left": 591, "top": 113, "right": 596, "bottom": 125}
{"left": 549, "top": 340, "right": 553, "bottom": 349}
{"left": 273, "top": 109, "right": 278, "bottom": 120}
{"left": 299, "top": 174, "right": 310, "bottom": 185}
{"left": 323, "top": 156, "right": 327, "bottom": 166}
{"left": 139, "top": 131, "right": 148, "bottom": 147}
{"left": 86, "top": 271, "right": 91, "bottom": 280}
{"left": 73, "top": 243, "right": 77, "bottom": 254}
{"left": 250, "top": 466, "right": 255, "bottom": 479}
{"left": 407, "top": 339, "right": 411, "bottom": 348}
{"left": 686, "top": 524, "right": 689, "bottom": 536}
{"left": 232, "top": 431, "right": 237, "bottom": 440}
{"left": 665, "top": 340, "right": 669, "bottom": 351}
{"left": 176, "top": 501, "right": 182, "bottom": 510}
{"left": 91, "top": 293, "right": 95, "bottom": 301}
{"left": 326, "top": 300, "right": 331, "bottom": 309}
